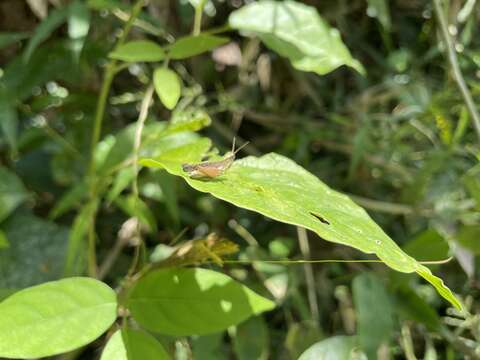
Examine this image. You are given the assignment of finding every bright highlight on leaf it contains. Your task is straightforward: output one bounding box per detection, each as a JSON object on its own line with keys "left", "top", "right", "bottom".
{"left": 127, "top": 267, "right": 275, "bottom": 336}
{"left": 229, "top": 0, "right": 365, "bottom": 75}
{"left": 0, "top": 277, "right": 117, "bottom": 359}
{"left": 154, "top": 67, "right": 182, "bottom": 110}
{"left": 140, "top": 144, "right": 461, "bottom": 310}
{"left": 109, "top": 40, "right": 166, "bottom": 62}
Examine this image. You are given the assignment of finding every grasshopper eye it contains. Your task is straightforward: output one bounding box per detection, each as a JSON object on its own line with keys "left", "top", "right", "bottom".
{"left": 182, "top": 164, "right": 195, "bottom": 172}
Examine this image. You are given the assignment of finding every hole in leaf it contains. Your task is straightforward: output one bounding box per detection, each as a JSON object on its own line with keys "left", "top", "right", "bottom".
{"left": 310, "top": 212, "right": 330, "bottom": 225}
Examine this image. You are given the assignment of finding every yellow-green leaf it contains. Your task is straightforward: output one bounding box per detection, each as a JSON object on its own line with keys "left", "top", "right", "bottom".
{"left": 140, "top": 141, "right": 461, "bottom": 310}
{"left": 109, "top": 40, "right": 166, "bottom": 62}
{"left": 153, "top": 67, "right": 181, "bottom": 110}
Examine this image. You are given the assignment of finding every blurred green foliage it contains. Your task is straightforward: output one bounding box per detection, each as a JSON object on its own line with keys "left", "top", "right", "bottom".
{"left": 0, "top": 0, "right": 480, "bottom": 358}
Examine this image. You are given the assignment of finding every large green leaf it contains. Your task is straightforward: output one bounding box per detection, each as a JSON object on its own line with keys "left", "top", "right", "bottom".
{"left": 140, "top": 144, "right": 461, "bottom": 310}
{"left": 0, "top": 277, "right": 117, "bottom": 359}
{"left": 298, "top": 336, "right": 359, "bottom": 360}
{"left": 229, "top": 0, "right": 364, "bottom": 75}
{"left": 127, "top": 267, "right": 275, "bottom": 336}
{"left": 0, "top": 166, "right": 29, "bottom": 223}
{"left": 353, "top": 273, "right": 394, "bottom": 358}
{"left": 101, "top": 329, "right": 170, "bottom": 360}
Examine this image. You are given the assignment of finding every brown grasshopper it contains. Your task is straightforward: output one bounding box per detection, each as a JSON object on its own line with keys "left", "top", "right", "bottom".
{"left": 182, "top": 138, "right": 249, "bottom": 178}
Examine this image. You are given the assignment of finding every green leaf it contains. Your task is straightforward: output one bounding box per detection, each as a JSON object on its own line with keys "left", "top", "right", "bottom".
{"left": 23, "top": 6, "right": 70, "bottom": 62}
{"left": 96, "top": 118, "right": 209, "bottom": 176}
{"left": 353, "top": 273, "right": 394, "bottom": 358}
{"left": 0, "top": 100, "right": 18, "bottom": 155}
{"left": 154, "top": 67, "right": 182, "bottom": 110}
{"left": 0, "top": 32, "right": 30, "bottom": 50}
{"left": 192, "top": 333, "right": 226, "bottom": 360}
{"left": 65, "top": 200, "right": 99, "bottom": 276}
{"left": 233, "top": 316, "right": 269, "bottom": 360}
{"left": 0, "top": 212, "right": 68, "bottom": 288}
{"left": 463, "top": 167, "right": 480, "bottom": 209}
{"left": 457, "top": 225, "right": 480, "bottom": 254}
{"left": 166, "top": 109, "right": 212, "bottom": 134}
{"left": 0, "top": 166, "right": 29, "bottom": 223}
{"left": 0, "top": 230, "right": 8, "bottom": 249}
{"left": 403, "top": 229, "right": 449, "bottom": 262}
{"left": 68, "top": 0, "right": 91, "bottom": 57}
{"left": 169, "top": 34, "right": 229, "bottom": 59}
{"left": 107, "top": 167, "right": 136, "bottom": 204}
{"left": 298, "top": 336, "right": 359, "bottom": 360}
{"left": 150, "top": 171, "right": 179, "bottom": 226}
{"left": 285, "top": 322, "right": 323, "bottom": 359}
{"left": 0, "top": 277, "right": 117, "bottom": 359}
{"left": 367, "top": 0, "right": 391, "bottom": 30}
{"left": 416, "top": 267, "right": 461, "bottom": 311}
{"left": 49, "top": 181, "right": 88, "bottom": 219}
{"left": 101, "top": 329, "right": 171, "bottom": 360}
{"left": 109, "top": 40, "right": 166, "bottom": 62}
{"left": 115, "top": 195, "right": 158, "bottom": 233}
{"left": 68, "top": 0, "right": 90, "bottom": 39}
{"left": 87, "top": 0, "right": 127, "bottom": 11}
{"left": 393, "top": 283, "right": 441, "bottom": 331}
{"left": 140, "top": 149, "right": 461, "bottom": 310}
{"left": 229, "top": 0, "right": 364, "bottom": 75}
{"left": 127, "top": 268, "right": 275, "bottom": 336}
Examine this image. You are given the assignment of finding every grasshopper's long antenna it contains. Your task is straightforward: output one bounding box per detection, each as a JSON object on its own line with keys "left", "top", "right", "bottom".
{"left": 232, "top": 140, "right": 249, "bottom": 155}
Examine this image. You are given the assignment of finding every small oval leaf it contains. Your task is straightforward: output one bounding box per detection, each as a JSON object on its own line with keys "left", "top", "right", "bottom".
{"left": 0, "top": 277, "right": 117, "bottom": 359}
{"left": 169, "top": 34, "right": 229, "bottom": 59}
{"left": 109, "top": 40, "right": 166, "bottom": 62}
{"left": 101, "top": 329, "right": 170, "bottom": 360}
{"left": 127, "top": 268, "right": 275, "bottom": 336}
{"left": 154, "top": 67, "right": 181, "bottom": 110}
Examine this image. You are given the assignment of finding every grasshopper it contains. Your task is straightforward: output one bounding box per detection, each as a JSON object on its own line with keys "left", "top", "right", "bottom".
{"left": 182, "top": 138, "right": 249, "bottom": 178}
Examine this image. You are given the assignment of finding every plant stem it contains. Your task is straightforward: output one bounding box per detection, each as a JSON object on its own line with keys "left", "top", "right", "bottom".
{"left": 433, "top": 0, "right": 480, "bottom": 143}
{"left": 193, "top": 0, "right": 207, "bottom": 36}
{"left": 128, "top": 84, "right": 155, "bottom": 276}
{"left": 84, "top": 0, "right": 145, "bottom": 278}
{"left": 296, "top": 227, "right": 320, "bottom": 324}
{"left": 401, "top": 323, "right": 418, "bottom": 360}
